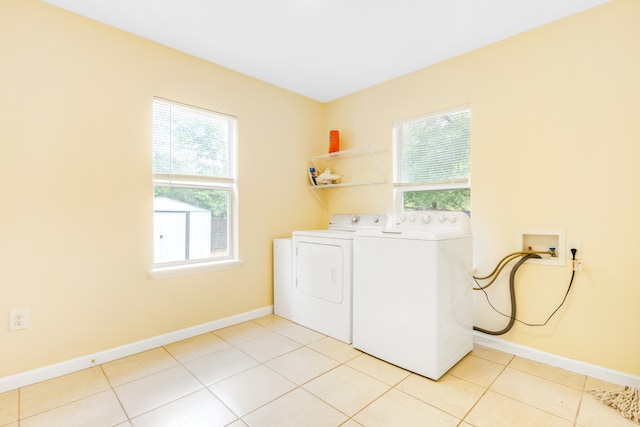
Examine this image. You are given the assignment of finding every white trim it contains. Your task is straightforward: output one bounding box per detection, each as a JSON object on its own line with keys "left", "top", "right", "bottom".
{"left": 4, "top": 309, "right": 638, "bottom": 394}
{"left": 149, "top": 259, "right": 243, "bottom": 279}
{"left": 474, "top": 332, "right": 640, "bottom": 388}
{"left": 153, "top": 174, "right": 236, "bottom": 187}
{"left": 0, "top": 306, "right": 272, "bottom": 393}
{"left": 394, "top": 179, "right": 469, "bottom": 190}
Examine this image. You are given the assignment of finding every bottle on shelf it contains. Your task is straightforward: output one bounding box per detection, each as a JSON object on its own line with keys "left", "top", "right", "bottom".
{"left": 308, "top": 167, "right": 317, "bottom": 185}
{"left": 329, "top": 130, "right": 339, "bottom": 153}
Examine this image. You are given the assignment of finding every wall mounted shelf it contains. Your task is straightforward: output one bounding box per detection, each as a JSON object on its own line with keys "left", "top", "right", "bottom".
{"left": 308, "top": 145, "right": 388, "bottom": 211}
{"left": 309, "top": 146, "right": 387, "bottom": 188}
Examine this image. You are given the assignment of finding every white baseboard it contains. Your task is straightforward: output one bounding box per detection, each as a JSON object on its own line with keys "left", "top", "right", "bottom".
{"left": 4, "top": 310, "right": 637, "bottom": 394}
{"left": 0, "top": 306, "right": 273, "bottom": 393}
{"left": 473, "top": 332, "right": 640, "bottom": 388}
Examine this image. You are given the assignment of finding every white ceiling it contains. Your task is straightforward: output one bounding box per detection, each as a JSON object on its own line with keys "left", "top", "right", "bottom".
{"left": 43, "top": 0, "right": 610, "bottom": 102}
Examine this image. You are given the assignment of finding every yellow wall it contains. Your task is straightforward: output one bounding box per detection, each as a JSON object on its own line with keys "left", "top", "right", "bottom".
{"left": 326, "top": 0, "right": 640, "bottom": 375}
{"left": 2, "top": 0, "right": 639, "bottom": 380}
{"left": 0, "top": 0, "right": 325, "bottom": 377}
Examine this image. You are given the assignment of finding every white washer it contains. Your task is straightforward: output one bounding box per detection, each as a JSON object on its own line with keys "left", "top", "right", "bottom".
{"left": 353, "top": 211, "right": 473, "bottom": 380}
{"left": 291, "top": 214, "right": 388, "bottom": 343}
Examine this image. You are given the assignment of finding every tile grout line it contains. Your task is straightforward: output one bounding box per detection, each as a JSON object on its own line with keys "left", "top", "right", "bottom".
{"left": 104, "top": 339, "right": 236, "bottom": 424}
{"left": 291, "top": 351, "right": 389, "bottom": 426}
{"left": 162, "top": 338, "right": 247, "bottom": 424}
{"left": 231, "top": 319, "right": 388, "bottom": 426}
{"left": 16, "top": 366, "right": 116, "bottom": 424}
{"left": 456, "top": 352, "right": 514, "bottom": 425}
{"left": 503, "top": 357, "right": 587, "bottom": 425}
{"left": 467, "top": 351, "right": 590, "bottom": 425}
{"left": 168, "top": 322, "right": 340, "bottom": 425}
{"left": 235, "top": 335, "right": 352, "bottom": 424}
{"left": 347, "top": 386, "right": 397, "bottom": 426}
{"left": 98, "top": 364, "right": 132, "bottom": 425}
{"left": 168, "top": 322, "right": 304, "bottom": 424}
{"left": 486, "top": 368, "right": 583, "bottom": 425}
{"left": 17, "top": 386, "right": 21, "bottom": 427}
{"left": 507, "top": 355, "right": 589, "bottom": 391}
{"left": 572, "top": 375, "right": 590, "bottom": 427}
{"left": 267, "top": 319, "right": 479, "bottom": 426}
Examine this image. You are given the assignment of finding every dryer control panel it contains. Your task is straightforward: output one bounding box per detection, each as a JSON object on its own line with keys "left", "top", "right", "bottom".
{"left": 393, "top": 210, "right": 471, "bottom": 235}
{"left": 329, "top": 213, "right": 389, "bottom": 231}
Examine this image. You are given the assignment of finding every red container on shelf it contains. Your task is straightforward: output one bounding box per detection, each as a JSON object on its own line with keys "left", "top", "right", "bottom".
{"left": 329, "top": 130, "right": 340, "bottom": 153}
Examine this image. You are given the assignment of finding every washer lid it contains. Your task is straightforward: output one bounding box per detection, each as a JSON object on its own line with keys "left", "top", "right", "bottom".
{"left": 355, "top": 229, "right": 470, "bottom": 241}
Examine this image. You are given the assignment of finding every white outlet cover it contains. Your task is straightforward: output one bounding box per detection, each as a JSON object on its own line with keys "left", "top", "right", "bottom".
{"left": 9, "top": 308, "right": 29, "bottom": 331}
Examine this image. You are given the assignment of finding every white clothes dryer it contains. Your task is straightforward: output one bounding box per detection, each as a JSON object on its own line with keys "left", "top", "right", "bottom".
{"left": 291, "top": 214, "right": 388, "bottom": 343}
{"left": 353, "top": 211, "right": 473, "bottom": 380}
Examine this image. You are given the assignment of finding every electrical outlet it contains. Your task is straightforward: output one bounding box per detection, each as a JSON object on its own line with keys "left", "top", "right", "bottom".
{"left": 567, "top": 241, "right": 581, "bottom": 259}
{"left": 9, "top": 308, "right": 29, "bottom": 331}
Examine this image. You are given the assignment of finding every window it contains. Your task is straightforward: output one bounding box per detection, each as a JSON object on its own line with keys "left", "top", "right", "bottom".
{"left": 151, "top": 98, "right": 238, "bottom": 276}
{"left": 393, "top": 105, "right": 470, "bottom": 214}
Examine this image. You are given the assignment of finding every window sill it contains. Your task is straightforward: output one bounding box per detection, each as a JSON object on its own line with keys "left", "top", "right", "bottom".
{"left": 149, "top": 259, "right": 243, "bottom": 280}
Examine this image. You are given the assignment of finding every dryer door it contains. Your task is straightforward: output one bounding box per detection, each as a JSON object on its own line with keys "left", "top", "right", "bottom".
{"left": 295, "top": 242, "right": 343, "bottom": 303}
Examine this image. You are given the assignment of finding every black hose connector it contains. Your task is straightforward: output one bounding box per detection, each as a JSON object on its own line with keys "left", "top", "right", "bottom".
{"left": 473, "top": 253, "right": 541, "bottom": 335}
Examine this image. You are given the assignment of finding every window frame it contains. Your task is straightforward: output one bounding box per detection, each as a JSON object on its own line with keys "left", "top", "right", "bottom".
{"left": 392, "top": 105, "right": 471, "bottom": 214}
{"left": 149, "top": 98, "right": 241, "bottom": 279}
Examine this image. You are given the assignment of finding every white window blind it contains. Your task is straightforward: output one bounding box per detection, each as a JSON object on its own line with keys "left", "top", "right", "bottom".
{"left": 152, "top": 99, "right": 235, "bottom": 182}
{"left": 393, "top": 106, "right": 470, "bottom": 213}
{"left": 394, "top": 107, "right": 470, "bottom": 186}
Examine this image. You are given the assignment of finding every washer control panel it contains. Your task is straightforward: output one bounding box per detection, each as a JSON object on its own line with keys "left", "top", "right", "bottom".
{"left": 393, "top": 211, "right": 470, "bottom": 234}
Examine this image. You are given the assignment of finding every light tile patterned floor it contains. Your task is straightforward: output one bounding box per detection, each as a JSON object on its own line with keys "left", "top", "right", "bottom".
{"left": 1, "top": 314, "right": 636, "bottom": 427}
